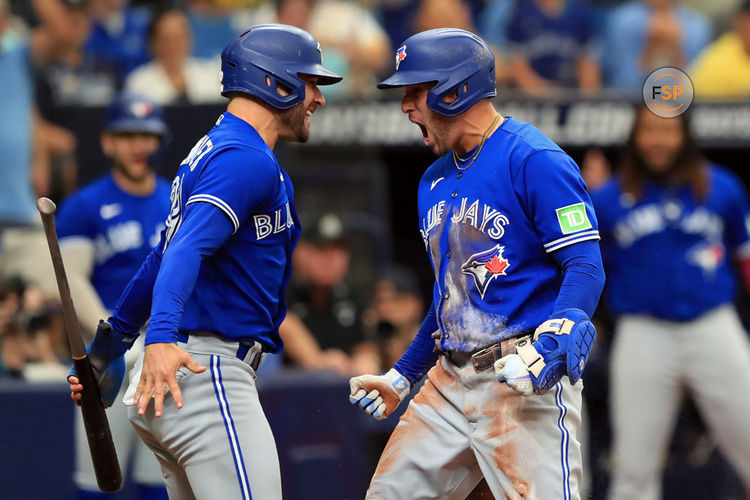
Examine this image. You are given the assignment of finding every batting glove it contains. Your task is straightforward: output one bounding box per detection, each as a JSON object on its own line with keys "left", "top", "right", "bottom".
{"left": 68, "top": 320, "right": 135, "bottom": 407}
{"left": 495, "top": 308, "right": 596, "bottom": 395}
{"left": 349, "top": 368, "right": 411, "bottom": 420}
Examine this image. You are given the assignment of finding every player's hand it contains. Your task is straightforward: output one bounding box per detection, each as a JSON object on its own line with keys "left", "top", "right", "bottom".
{"left": 69, "top": 375, "right": 83, "bottom": 406}
{"left": 495, "top": 354, "right": 534, "bottom": 396}
{"left": 68, "top": 354, "right": 126, "bottom": 407}
{"left": 495, "top": 309, "right": 596, "bottom": 395}
{"left": 133, "top": 343, "right": 206, "bottom": 418}
{"left": 68, "top": 321, "right": 131, "bottom": 407}
{"left": 349, "top": 368, "right": 410, "bottom": 420}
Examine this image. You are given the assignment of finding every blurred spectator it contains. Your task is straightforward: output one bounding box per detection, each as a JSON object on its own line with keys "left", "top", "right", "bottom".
{"left": 125, "top": 7, "right": 222, "bottom": 104}
{"left": 361, "top": 266, "right": 423, "bottom": 370}
{"left": 285, "top": 214, "right": 380, "bottom": 374}
{"left": 185, "top": 0, "right": 260, "bottom": 59}
{"left": 35, "top": 0, "right": 118, "bottom": 109}
{"left": 591, "top": 105, "right": 750, "bottom": 499}
{"left": 85, "top": 0, "right": 151, "bottom": 79}
{"left": 682, "top": 0, "right": 742, "bottom": 34}
{"left": 265, "top": 0, "right": 391, "bottom": 99}
{"left": 690, "top": 0, "right": 750, "bottom": 99}
{"left": 0, "top": 0, "right": 76, "bottom": 295}
{"left": 414, "top": 0, "right": 474, "bottom": 31}
{"left": 602, "top": 0, "right": 711, "bottom": 91}
{"left": 0, "top": 276, "right": 67, "bottom": 380}
{"left": 505, "top": 0, "right": 601, "bottom": 95}
{"left": 580, "top": 148, "right": 612, "bottom": 191}
{"left": 478, "top": 0, "right": 513, "bottom": 48}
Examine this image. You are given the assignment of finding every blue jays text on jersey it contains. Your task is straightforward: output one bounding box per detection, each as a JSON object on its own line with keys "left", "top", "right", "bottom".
{"left": 418, "top": 117, "right": 599, "bottom": 351}
{"left": 146, "top": 112, "right": 301, "bottom": 352}
{"left": 591, "top": 164, "right": 750, "bottom": 321}
{"left": 56, "top": 174, "right": 171, "bottom": 309}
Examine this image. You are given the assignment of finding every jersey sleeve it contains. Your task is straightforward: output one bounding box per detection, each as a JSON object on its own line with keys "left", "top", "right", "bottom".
{"left": 56, "top": 194, "right": 97, "bottom": 243}
{"left": 186, "top": 147, "right": 280, "bottom": 234}
{"left": 516, "top": 149, "right": 600, "bottom": 253}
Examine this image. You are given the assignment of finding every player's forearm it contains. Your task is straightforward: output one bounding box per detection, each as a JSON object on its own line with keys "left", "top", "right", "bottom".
{"left": 146, "top": 203, "right": 234, "bottom": 344}
{"left": 278, "top": 313, "right": 326, "bottom": 369}
{"left": 551, "top": 240, "right": 605, "bottom": 317}
{"left": 60, "top": 243, "right": 109, "bottom": 342}
{"left": 393, "top": 302, "right": 439, "bottom": 385}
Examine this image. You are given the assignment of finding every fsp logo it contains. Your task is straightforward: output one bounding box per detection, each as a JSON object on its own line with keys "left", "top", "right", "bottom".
{"left": 642, "top": 67, "right": 694, "bottom": 118}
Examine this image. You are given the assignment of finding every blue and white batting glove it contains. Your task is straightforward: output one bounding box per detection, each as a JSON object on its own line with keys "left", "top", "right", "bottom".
{"left": 349, "top": 368, "right": 411, "bottom": 420}
{"left": 495, "top": 308, "right": 596, "bottom": 395}
{"left": 68, "top": 320, "right": 135, "bottom": 407}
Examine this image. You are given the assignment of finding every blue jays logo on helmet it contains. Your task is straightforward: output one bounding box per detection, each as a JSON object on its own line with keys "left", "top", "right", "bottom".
{"left": 395, "top": 45, "right": 407, "bottom": 70}
{"left": 378, "top": 28, "right": 496, "bottom": 116}
{"left": 461, "top": 244, "right": 510, "bottom": 298}
{"left": 220, "top": 24, "right": 342, "bottom": 109}
{"left": 104, "top": 94, "right": 168, "bottom": 138}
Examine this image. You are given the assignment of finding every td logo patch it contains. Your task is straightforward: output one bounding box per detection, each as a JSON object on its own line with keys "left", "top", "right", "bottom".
{"left": 556, "top": 203, "right": 592, "bottom": 235}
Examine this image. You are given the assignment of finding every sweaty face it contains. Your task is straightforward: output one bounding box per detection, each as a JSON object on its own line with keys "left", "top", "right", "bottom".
{"left": 102, "top": 132, "right": 160, "bottom": 182}
{"left": 278, "top": 75, "right": 325, "bottom": 143}
{"left": 633, "top": 109, "right": 685, "bottom": 175}
{"left": 401, "top": 83, "right": 455, "bottom": 156}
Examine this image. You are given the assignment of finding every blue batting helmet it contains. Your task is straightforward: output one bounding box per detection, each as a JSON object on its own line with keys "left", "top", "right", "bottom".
{"left": 103, "top": 94, "right": 168, "bottom": 138}
{"left": 220, "top": 24, "right": 342, "bottom": 109}
{"left": 378, "top": 29, "right": 496, "bottom": 116}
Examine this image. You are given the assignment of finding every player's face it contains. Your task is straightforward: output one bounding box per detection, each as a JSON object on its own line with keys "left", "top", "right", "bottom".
{"left": 633, "top": 110, "right": 684, "bottom": 175}
{"left": 102, "top": 132, "right": 160, "bottom": 182}
{"left": 278, "top": 75, "right": 325, "bottom": 143}
{"left": 401, "top": 83, "right": 455, "bottom": 156}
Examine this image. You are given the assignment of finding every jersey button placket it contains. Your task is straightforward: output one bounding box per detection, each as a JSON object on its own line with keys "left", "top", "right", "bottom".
{"left": 451, "top": 192, "right": 458, "bottom": 199}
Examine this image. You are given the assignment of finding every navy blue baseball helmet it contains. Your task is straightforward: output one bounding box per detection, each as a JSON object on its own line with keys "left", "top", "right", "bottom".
{"left": 220, "top": 24, "right": 342, "bottom": 109}
{"left": 378, "top": 29, "right": 496, "bottom": 116}
{"left": 103, "top": 94, "right": 168, "bottom": 138}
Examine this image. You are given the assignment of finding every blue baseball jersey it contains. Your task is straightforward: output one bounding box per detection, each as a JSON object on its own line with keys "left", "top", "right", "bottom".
{"left": 153, "top": 112, "right": 300, "bottom": 352}
{"left": 591, "top": 164, "right": 750, "bottom": 321}
{"left": 419, "top": 117, "right": 599, "bottom": 351}
{"left": 56, "top": 174, "right": 171, "bottom": 309}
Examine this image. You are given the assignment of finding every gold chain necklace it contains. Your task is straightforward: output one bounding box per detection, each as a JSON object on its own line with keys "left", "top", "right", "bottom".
{"left": 452, "top": 114, "right": 503, "bottom": 171}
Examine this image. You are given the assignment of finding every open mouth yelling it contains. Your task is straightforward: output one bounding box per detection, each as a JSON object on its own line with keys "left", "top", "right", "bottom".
{"left": 412, "top": 119, "right": 430, "bottom": 147}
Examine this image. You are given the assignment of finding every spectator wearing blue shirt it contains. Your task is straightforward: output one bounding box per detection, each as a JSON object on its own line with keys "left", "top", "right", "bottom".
{"left": 506, "top": 0, "right": 601, "bottom": 95}
{"left": 85, "top": 0, "right": 151, "bottom": 80}
{"left": 0, "top": 0, "right": 77, "bottom": 294}
{"left": 602, "top": 0, "right": 711, "bottom": 91}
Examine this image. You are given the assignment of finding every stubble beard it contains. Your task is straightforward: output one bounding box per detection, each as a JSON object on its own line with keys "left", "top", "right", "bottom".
{"left": 114, "top": 159, "right": 151, "bottom": 184}
{"left": 279, "top": 102, "right": 310, "bottom": 143}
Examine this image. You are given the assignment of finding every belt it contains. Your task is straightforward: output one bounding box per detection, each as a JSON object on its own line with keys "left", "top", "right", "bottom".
{"left": 176, "top": 331, "right": 264, "bottom": 372}
{"left": 442, "top": 333, "right": 531, "bottom": 373}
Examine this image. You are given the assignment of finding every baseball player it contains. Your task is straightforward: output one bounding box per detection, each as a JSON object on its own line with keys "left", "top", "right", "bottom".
{"left": 349, "top": 28, "right": 605, "bottom": 499}
{"left": 57, "top": 93, "right": 170, "bottom": 500}
{"left": 68, "top": 24, "right": 341, "bottom": 499}
{"left": 591, "top": 106, "right": 750, "bottom": 500}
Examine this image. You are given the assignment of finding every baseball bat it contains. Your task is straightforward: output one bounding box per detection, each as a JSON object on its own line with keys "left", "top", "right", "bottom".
{"left": 36, "top": 197, "right": 122, "bottom": 493}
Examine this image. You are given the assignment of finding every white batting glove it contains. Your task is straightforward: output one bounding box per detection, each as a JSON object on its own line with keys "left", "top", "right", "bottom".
{"left": 495, "top": 354, "right": 534, "bottom": 396}
{"left": 349, "top": 368, "right": 411, "bottom": 420}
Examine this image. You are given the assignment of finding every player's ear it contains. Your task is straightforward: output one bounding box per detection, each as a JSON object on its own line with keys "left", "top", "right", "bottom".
{"left": 100, "top": 133, "right": 113, "bottom": 156}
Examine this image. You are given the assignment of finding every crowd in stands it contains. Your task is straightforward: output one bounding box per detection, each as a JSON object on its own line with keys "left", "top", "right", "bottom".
{"left": 2, "top": 1, "right": 749, "bottom": 496}
{"left": 2, "top": 0, "right": 750, "bottom": 371}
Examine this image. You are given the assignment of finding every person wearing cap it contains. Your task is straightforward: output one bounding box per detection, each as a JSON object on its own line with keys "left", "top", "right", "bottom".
{"left": 348, "top": 28, "right": 604, "bottom": 498}
{"left": 56, "top": 93, "right": 171, "bottom": 500}
{"left": 68, "top": 25, "right": 341, "bottom": 498}
{"left": 690, "top": 0, "right": 750, "bottom": 98}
